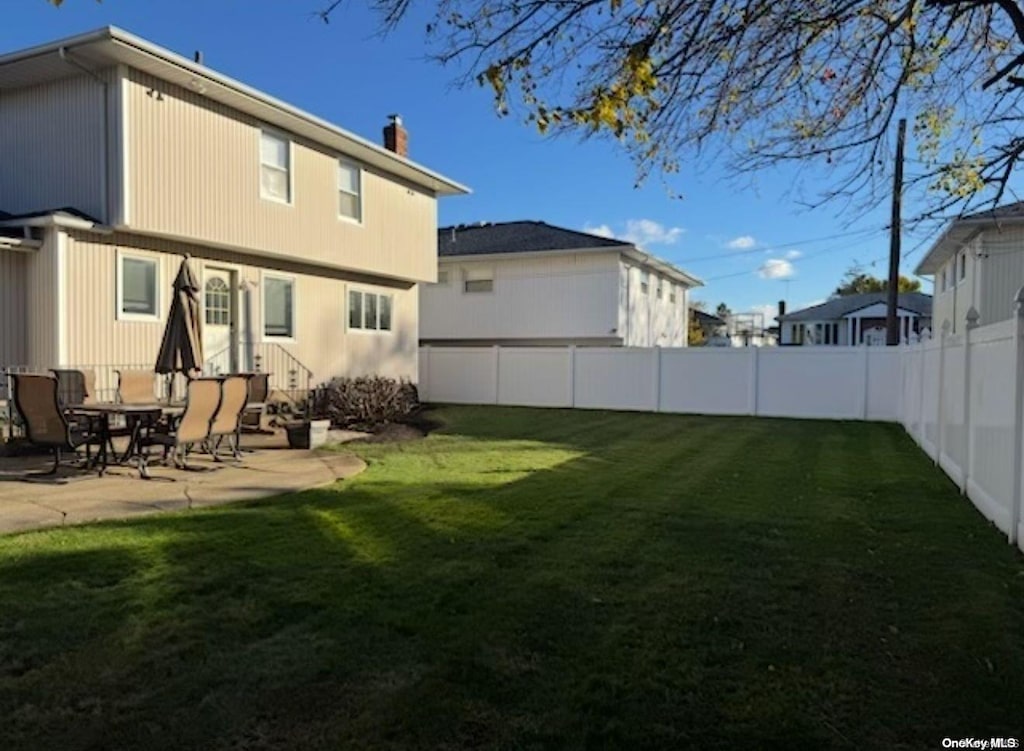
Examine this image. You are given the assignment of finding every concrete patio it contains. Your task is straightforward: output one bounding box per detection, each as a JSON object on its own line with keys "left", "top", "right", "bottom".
{"left": 0, "top": 429, "right": 367, "bottom": 535}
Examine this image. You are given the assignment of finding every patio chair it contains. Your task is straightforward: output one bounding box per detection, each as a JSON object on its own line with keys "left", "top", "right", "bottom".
{"left": 208, "top": 375, "right": 250, "bottom": 460}
{"left": 116, "top": 369, "right": 158, "bottom": 405}
{"left": 10, "top": 373, "right": 102, "bottom": 475}
{"left": 240, "top": 373, "right": 269, "bottom": 433}
{"left": 50, "top": 368, "right": 97, "bottom": 407}
{"left": 137, "top": 377, "right": 222, "bottom": 478}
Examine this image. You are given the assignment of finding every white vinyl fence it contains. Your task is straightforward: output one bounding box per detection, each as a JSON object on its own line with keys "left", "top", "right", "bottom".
{"left": 900, "top": 310, "right": 1024, "bottom": 549}
{"left": 420, "top": 326, "right": 1024, "bottom": 552}
{"left": 419, "top": 345, "right": 904, "bottom": 421}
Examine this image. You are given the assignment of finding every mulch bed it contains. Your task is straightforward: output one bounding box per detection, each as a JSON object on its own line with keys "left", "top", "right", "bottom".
{"left": 347, "top": 408, "right": 443, "bottom": 444}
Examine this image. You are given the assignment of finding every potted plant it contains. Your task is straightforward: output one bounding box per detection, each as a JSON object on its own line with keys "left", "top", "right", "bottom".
{"left": 281, "top": 396, "right": 331, "bottom": 450}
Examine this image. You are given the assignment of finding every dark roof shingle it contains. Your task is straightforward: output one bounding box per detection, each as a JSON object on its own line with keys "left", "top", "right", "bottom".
{"left": 438, "top": 221, "right": 631, "bottom": 257}
{"left": 778, "top": 292, "right": 932, "bottom": 321}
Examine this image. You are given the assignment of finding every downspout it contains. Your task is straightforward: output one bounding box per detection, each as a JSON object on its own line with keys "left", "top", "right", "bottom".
{"left": 58, "top": 46, "right": 110, "bottom": 224}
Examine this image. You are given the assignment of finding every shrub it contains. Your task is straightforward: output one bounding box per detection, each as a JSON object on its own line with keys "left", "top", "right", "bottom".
{"left": 313, "top": 376, "right": 419, "bottom": 430}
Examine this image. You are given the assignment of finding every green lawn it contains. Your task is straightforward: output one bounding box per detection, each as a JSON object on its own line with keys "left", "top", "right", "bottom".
{"left": 1, "top": 406, "right": 1022, "bottom": 750}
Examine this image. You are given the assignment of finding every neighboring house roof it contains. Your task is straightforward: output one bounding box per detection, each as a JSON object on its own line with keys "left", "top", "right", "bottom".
{"left": 0, "top": 206, "right": 106, "bottom": 231}
{"left": 0, "top": 206, "right": 101, "bottom": 223}
{"left": 0, "top": 27, "right": 468, "bottom": 198}
{"left": 438, "top": 220, "right": 703, "bottom": 287}
{"left": 778, "top": 292, "right": 932, "bottom": 322}
{"left": 439, "top": 221, "right": 630, "bottom": 256}
{"left": 691, "top": 309, "right": 725, "bottom": 327}
{"left": 916, "top": 200, "right": 1024, "bottom": 275}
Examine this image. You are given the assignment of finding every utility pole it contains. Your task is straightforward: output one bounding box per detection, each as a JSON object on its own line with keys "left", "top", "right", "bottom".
{"left": 886, "top": 118, "right": 907, "bottom": 346}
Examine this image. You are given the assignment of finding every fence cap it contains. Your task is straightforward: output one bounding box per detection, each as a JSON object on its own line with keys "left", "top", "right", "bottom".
{"left": 966, "top": 307, "right": 980, "bottom": 328}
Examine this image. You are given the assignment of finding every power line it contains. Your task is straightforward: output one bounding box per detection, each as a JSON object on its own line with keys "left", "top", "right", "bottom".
{"left": 681, "top": 226, "right": 887, "bottom": 265}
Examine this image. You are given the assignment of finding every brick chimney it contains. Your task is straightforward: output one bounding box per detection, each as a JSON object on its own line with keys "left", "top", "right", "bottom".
{"left": 383, "top": 114, "right": 408, "bottom": 157}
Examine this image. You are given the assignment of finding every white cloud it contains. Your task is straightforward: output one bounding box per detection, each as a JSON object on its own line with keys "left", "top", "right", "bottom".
{"left": 584, "top": 223, "right": 615, "bottom": 239}
{"left": 785, "top": 249, "right": 802, "bottom": 260}
{"left": 727, "top": 235, "right": 757, "bottom": 250}
{"left": 758, "top": 258, "right": 795, "bottom": 279}
{"left": 584, "top": 219, "right": 685, "bottom": 248}
{"left": 750, "top": 303, "right": 781, "bottom": 325}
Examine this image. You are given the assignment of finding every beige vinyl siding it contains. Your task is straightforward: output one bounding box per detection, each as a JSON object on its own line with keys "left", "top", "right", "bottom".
{"left": 0, "top": 72, "right": 114, "bottom": 221}
{"left": 63, "top": 230, "right": 419, "bottom": 383}
{"left": 0, "top": 251, "right": 28, "bottom": 365}
{"left": 23, "top": 230, "right": 61, "bottom": 368}
{"left": 979, "top": 226, "right": 1024, "bottom": 327}
{"left": 931, "top": 235, "right": 979, "bottom": 334}
{"left": 125, "top": 71, "right": 437, "bottom": 283}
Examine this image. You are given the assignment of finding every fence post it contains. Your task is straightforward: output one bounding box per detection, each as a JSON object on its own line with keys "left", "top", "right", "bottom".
{"left": 860, "top": 345, "right": 871, "bottom": 420}
{"left": 653, "top": 346, "right": 662, "bottom": 412}
{"left": 1008, "top": 289, "right": 1024, "bottom": 546}
{"left": 962, "top": 308, "right": 979, "bottom": 495}
{"left": 935, "top": 321, "right": 951, "bottom": 465}
{"left": 492, "top": 345, "right": 501, "bottom": 405}
{"left": 568, "top": 345, "right": 576, "bottom": 409}
{"left": 921, "top": 327, "right": 929, "bottom": 438}
{"left": 420, "top": 345, "right": 430, "bottom": 402}
{"left": 749, "top": 346, "right": 760, "bottom": 416}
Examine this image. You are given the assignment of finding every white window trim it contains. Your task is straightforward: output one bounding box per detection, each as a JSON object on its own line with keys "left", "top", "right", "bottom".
{"left": 337, "top": 158, "right": 364, "bottom": 225}
{"left": 956, "top": 252, "right": 967, "bottom": 285}
{"left": 346, "top": 286, "right": 395, "bottom": 334}
{"left": 116, "top": 248, "right": 162, "bottom": 322}
{"left": 261, "top": 271, "right": 297, "bottom": 343}
{"left": 259, "top": 129, "right": 294, "bottom": 206}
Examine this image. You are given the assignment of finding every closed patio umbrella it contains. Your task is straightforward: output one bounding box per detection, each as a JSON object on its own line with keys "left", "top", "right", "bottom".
{"left": 155, "top": 255, "right": 204, "bottom": 378}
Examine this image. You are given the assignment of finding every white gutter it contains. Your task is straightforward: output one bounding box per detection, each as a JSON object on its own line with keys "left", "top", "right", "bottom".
{"left": 0, "top": 236, "right": 42, "bottom": 252}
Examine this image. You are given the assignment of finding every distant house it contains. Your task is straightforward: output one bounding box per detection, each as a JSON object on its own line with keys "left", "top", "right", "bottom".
{"left": 420, "top": 221, "right": 702, "bottom": 346}
{"left": 690, "top": 309, "right": 726, "bottom": 344}
{"left": 778, "top": 293, "right": 932, "bottom": 346}
{"left": 916, "top": 200, "right": 1024, "bottom": 333}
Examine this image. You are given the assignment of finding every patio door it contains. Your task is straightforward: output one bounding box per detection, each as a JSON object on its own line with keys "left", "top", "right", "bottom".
{"left": 203, "top": 267, "right": 238, "bottom": 374}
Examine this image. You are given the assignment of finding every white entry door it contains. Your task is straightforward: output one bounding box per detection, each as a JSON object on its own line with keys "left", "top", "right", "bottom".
{"left": 203, "top": 267, "right": 237, "bottom": 374}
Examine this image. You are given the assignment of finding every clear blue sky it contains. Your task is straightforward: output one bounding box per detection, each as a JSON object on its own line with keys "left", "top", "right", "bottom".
{"left": 2, "top": 0, "right": 986, "bottom": 320}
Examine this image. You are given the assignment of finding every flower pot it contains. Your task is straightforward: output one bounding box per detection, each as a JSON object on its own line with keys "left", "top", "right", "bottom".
{"left": 285, "top": 419, "right": 331, "bottom": 449}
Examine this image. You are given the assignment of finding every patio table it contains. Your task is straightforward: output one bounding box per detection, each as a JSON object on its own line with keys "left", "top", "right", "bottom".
{"left": 69, "top": 403, "right": 184, "bottom": 475}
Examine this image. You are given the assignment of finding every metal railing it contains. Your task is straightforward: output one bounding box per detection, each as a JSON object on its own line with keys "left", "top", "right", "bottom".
{"left": 203, "top": 341, "right": 314, "bottom": 415}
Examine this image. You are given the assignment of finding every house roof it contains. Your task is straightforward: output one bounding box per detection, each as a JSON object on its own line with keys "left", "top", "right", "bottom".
{"left": 0, "top": 206, "right": 102, "bottom": 223}
{"left": 438, "top": 221, "right": 703, "bottom": 287}
{"left": 0, "top": 27, "right": 469, "bottom": 198}
{"left": 691, "top": 309, "right": 725, "bottom": 326}
{"left": 915, "top": 200, "right": 1024, "bottom": 275}
{"left": 778, "top": 292, "right": 932, "bottom": 322}
{"left": 439, "top": 221, "right": 630, "bottom": 256}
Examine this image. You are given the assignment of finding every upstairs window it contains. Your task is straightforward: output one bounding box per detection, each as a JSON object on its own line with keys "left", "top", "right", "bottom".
{"left": 338, "top": 160, "right": 362, "bottom": 221}
{"left": 640, "top": 270, "right": 649, "bottom": 295}
{"left": 260, "top": 130, "right": 291, "bottom": 203}
{"left": 656, "top": 279, "right": 663, "bottom": 300}
{"left": 958, "top": 252, "right": 967, "bottom": 282}
{"left": 464, "top": 269, "right": 494, "bottom": 293}
{"left": 669, "top": 285, "right": 677, "bottom": 304}
{"left": 436, "top": 270, "right": 450, "bottom": 285}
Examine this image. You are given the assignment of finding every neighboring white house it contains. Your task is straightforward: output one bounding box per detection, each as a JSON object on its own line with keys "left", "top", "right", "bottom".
{"left": 778, "top": 293, "right": 932, "bottom": 346}
{"left": 420, "top": 221, "right": 702, "bottom": 346}
{"left": 916, "top": 200, "right": 1024, "bottom": 332}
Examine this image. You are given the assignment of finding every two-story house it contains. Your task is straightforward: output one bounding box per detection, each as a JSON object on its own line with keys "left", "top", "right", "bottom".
{"left": 916, "top": 201, "right": 1024, "bottom": 333}
{"left": 0, "top": 27, "right": 467, "bottom": 392}
{"left": 420, "top": 221, "right": 701, "bottom": 347}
